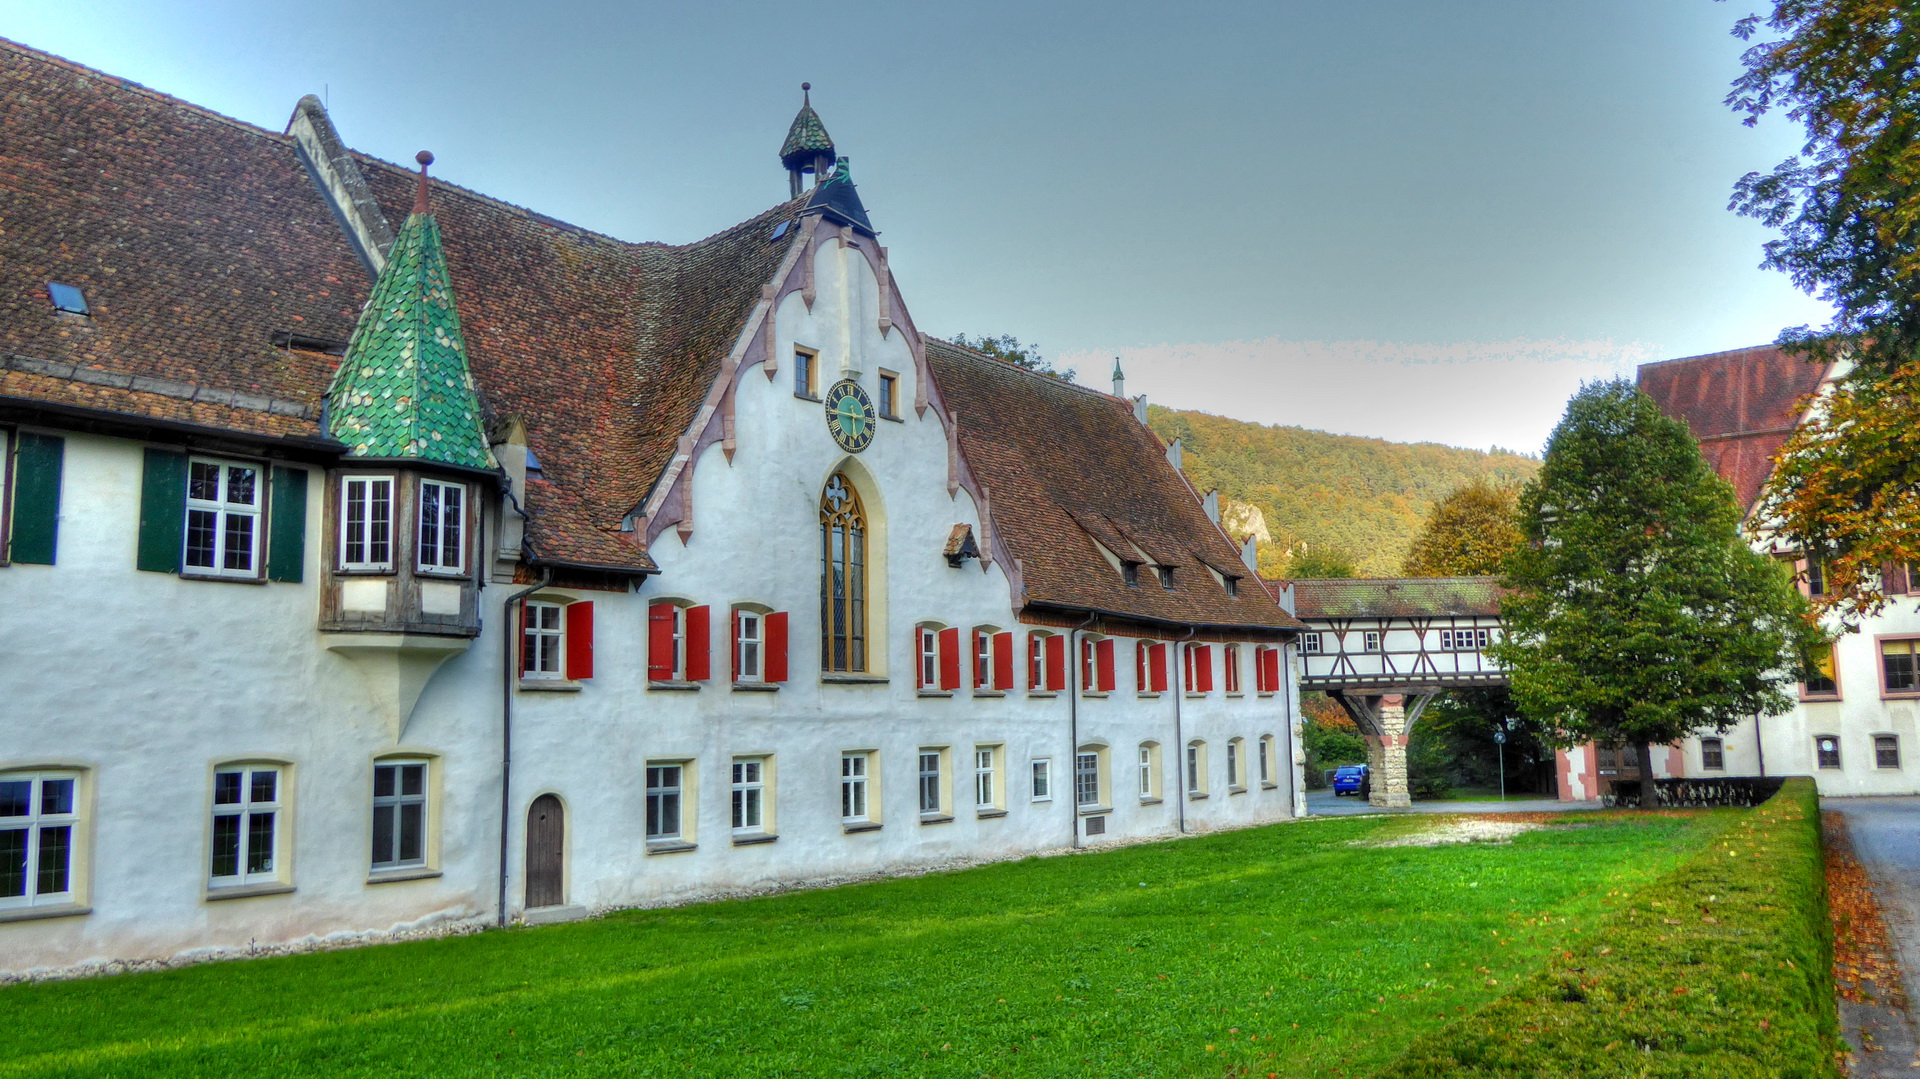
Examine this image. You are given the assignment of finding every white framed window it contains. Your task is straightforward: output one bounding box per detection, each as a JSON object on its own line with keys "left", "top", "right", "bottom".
{"left": 918, "top": 748, "right": 948, "bottom": 818}
{"left": 0, "top": 771, "right": 79, "bottom": 909}
{"left": 1031, "top": 758, "right": 1053, "bottom": 802}
{"left": 371, "top": 759, "right": 428, "bottom": 870}
{"left": 1138, "top": 742, "right": 1162, "bottom": 800}
{"left": 1227, "top": 738, "right": 1246, "bottom": 791}
{"left": 974, "top": 745, "right": 1001, "bottom": 810}
{"left": 647, "top": 762, "right": 686, "bottom": 841}
{"left": 918, "top": 625, "right": 940, "bottom": 689}
{"left": 1259, "top": 734, "right": 1277, "bottom": 787}
{"left": 211, "top": 764, "right": 282, "bottom": 887}
{"left": 186, "top": 457, "right": 262, "bottom": 577}
{"left": 735, "top": 610, "right": 763, "bottom": 683}
{"left": 1075, "top": 750, "right": 1102, "bottom": 808}
{"left": 1223, "top": 644, "right": 1242, "bottom": 694}
{"left": 973, "top": 629, "right": 992, "bottom": 689}
{"left": 1700, "top": 737, "right": 1725, "bottom": 771}
{"left": 338, "top": 475, "right": 394, "bottom": 571}
{"left": 731, "top": 757, "right": 767, "bottom": 834}
{"left": 416, "top": 479, "right": 466, "bottom": 573}
{"left": 1362, "top": 630, "right": 1381, "bottom": 652}
{"left": 522, "top": 601, "right": 564, "bottom": 678}
{"left": 1301, "top": 632, "right": 1322, "bottom": 654}
{"left": 841, "top": 752, "right": 872, "bottom": 823}
{"left": 1186, "top": 741, "right": 1208, "bottom": 798}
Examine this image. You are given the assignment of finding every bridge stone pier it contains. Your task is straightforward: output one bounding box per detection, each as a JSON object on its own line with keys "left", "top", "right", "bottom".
{"left": 1291, "top": 577, "right": 1507, "bottom": 810}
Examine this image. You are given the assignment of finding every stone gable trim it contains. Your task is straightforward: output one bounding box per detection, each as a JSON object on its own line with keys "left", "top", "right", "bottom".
{"left": 2, "top": 353, "right": 319, "bottom": 420}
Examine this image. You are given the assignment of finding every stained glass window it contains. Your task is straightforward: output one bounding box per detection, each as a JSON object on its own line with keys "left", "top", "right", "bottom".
{"left": 820, "top": 473, "right": 867, "bottom": 672}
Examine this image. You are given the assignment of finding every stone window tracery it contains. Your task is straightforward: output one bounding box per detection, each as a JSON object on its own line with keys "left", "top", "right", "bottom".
{"left": 820, "top": 473, "right": 867, "bottom": 672}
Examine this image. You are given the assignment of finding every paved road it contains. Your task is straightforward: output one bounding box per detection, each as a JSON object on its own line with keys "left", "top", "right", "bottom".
{"left": 1825, "top": 797, "right": 1920, "bottom": 1074}
{"left": 1304, "top": 790, "right": 1599, "bottom": 816}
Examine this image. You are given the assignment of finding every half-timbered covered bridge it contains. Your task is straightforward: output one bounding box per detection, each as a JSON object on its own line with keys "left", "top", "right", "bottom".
{"left": 1292, "top": 577, "right": 1506, "bottom": 807}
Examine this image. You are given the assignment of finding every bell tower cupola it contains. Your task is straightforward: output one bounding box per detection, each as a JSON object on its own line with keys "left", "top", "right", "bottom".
{"left": 781, "top": 83, "right": 837, "bottom": 198}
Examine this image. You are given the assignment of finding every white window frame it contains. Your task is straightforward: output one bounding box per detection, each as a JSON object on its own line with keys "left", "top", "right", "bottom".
{"left": 1139, "top": 742, "right": 1162, "bottom": 800}
{"left": 1362, "top": 630, "right": 1381, "bottom": 653}
{"left": 918, "top": 625, "right": 940, "bottom": 689}
{"left": 522, "top": 600, "right": 564, "bottom": 679}
{"left": 918, "top": 748, "right": 948, "bottom": 819}
{"left": 185, "top": 456, "right": 264, "bottom": 578}
{"left": 841, "top": 752, "right": 873, "bottom": 823}
{"left": 974, "top": 745, "right": 1001, "bottom": 810}
{"left": 1075, "top": 749, "right": 1103, "bottom": 809}
{"left": 1031, "top": 758, "right": 1053, "bottom": 802}
{"left": 1699, "top": 737, "right": 1725, "bottom": 771}
{"left": 1260, "top": 734, "right": 1277, "bottom": 787}
{"left": 0, "top": 771, "right": 79, "bottom": 910}
{"left": 416, "top": 478, "right": 467, "bottom": 574}
{"left": 731, "top": 757, "right": 767, "bottom": 834}
{"left": 646, "top": 761, "right": 687, "bottom": 842}
{"left": 1187, "top": 741, "right": 1209, "bottom": 798}
{"left": 735, "top": 609, "right": 763, "bottom": 683}
{"left": 973, "top": 629, "right": 993, "bottom": 690}
{"left": 210, "top": 764, "right": 283, "bottom": 888}
{"left": 337, "top": 474, "right": 395, "bottom": 572}
{"left": 1223, "top": 644, "right": 1242, "bottom": 694}
{"left": 1301, "top": 632, "right": 1322, "bottom": 654}
{"left": 370, "top": 759, "right": 429, "bottom": 871}
{"left": 1227, "top": 738, "right": 1246, "bottom": 792}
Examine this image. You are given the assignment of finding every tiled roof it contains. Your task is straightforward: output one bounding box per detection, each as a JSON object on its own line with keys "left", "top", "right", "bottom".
{"left": 779, "top": 100, "right": 834, "bottom": 164}
{"left": 926, "top": 338, "right": 1303, "bottom": 634}
{"left": 0, "top": 38, "right": 814, "bottom": 574}
{"left": 326, "top": 198, "right": 496, "bottom": 470}
{"left": 1636, "top": 344, "right": 1831, "bottom": 514}
{"left": 1289, "top": 576, "right": 1503, "bottom": 620}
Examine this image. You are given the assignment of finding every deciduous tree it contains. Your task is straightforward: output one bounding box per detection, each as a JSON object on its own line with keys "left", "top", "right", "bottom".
{"left": 949, "top": 333, "right": 1075, "bottom": 381}
{"left": 1728, "top": 0, "right": 1920, "bottom": 617}
{"left": 1286, "top": 545, "right": 1358, "bottom": 579}
{"left": 1401, "top": 478, "right": 1522, "bottom": 577}
{"left": 1490, "top": 381, "right": 1820, "bottom": 806}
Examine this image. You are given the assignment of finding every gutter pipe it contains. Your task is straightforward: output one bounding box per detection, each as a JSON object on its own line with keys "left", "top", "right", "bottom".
{"left": 1067, "top": 612, "right": 1098, "bottom": 850}
{"left": 1172, "top": 625, "right": 1196, "bottom": 834}
{"left": 498, "top": 564, "right": 551, "bottom": 928}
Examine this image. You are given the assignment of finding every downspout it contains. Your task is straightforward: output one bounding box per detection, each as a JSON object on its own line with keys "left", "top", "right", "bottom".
{"left": 1172, "top": 626, "right": 1196, "bottom": 834}
{"left": 1754, "top": 713, "right": 1767, "bottom": 777}
{"left": 498, "top": 566, "right": 550, "bottom": 928}
{"left": 1068, "top": 612, "right": 1097, "bottom": 850}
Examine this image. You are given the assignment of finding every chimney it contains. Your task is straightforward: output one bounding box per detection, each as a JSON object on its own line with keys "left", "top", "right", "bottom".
{"left": 1132, "top": 394, "right": 1148, "bottom": 424}
{"left": 1203, "top": 488, "right": 1220, "bottom": 523}
{"left": 1111, "top": 357, "right": 1125, "bottom": 398}
{"left": 1166, "top": 437, "right": 1183, "bottom": 470}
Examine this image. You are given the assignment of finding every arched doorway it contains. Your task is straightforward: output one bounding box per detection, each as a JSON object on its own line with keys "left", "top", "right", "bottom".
{"left": 525, "top": 794, "right": 565, "bottom": 909}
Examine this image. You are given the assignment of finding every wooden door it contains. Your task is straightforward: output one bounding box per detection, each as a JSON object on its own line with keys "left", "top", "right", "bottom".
{"left": 525, "top": 794, "right": 565, "bottom": 909}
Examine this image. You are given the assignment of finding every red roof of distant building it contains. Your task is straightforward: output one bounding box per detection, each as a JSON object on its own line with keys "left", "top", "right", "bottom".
{"left": 1636, "top": 344, "right": 1831, "bottom": 514}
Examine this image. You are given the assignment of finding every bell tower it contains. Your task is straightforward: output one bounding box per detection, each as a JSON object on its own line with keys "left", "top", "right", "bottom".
{"left": 780, "top": 83, "right": 837, "bottom": 198}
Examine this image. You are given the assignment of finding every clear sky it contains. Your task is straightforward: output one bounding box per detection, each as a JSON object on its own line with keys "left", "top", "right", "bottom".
{"left": 3, "top": 0, "right": 1829, "bottom": 453}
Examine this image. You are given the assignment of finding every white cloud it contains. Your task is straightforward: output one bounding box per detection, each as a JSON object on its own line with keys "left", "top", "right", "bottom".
{"left": 1057, "top": 337, "right": 1661, "bottom": 454}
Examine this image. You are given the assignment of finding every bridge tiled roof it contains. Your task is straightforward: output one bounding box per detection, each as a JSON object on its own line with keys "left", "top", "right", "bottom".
{"left": 1286, "top": 576, "right": 1502, "bottom": 620}
{"left": 1636, "top": 344, "right": 1831, "bottom": 515}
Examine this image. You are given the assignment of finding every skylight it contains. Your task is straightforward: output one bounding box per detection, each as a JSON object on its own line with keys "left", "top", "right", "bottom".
{"left": 47, "top": 282, "right": 89, "bottom": 316}
{"left": 769, "top": 220, "right": 791, "bottom": 242}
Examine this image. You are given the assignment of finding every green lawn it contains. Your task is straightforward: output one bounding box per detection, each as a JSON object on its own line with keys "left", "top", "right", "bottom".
{"left": 0, "top": 812, "right": 1723, "bottom": 1078}
{"left": 1421, "top": 788, "right": 1556, "bottom": 802}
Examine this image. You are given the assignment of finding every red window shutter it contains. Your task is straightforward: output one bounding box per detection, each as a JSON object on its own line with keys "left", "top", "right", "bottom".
{"left": 1045, "top": 633, "right": 1066, "bottom": 691}
{"left": 648, "top": 603, "right": 675, "bottom": 681}
{"left": 939, "top": 627, "right": 961, "bottom": 690}
{"left": 1096, "top": 638, "right": 1116, "bottom": 693}
{"left": 1254, "top": 647, "right": 1268, "bottom": 693}
{"left": 993, "top": 631, "right": 1013, "bottom": 690}
{"left": 1151, "top": 643, "right": 1169, "bottom": 693}
{"left": 1264, "top": 647, "right": 1281, "bottom": 692}
{"left": 1197, "top": 644, "right": 1215, "bottom": 692}
{"left": 685, "top": 604, "right": 712, "bottom": 681}
{"left": 565, "top": 601, "right": 595, "bottom": 680}
{"left": 765, "top": 611, "right": 789, "bottom": 683}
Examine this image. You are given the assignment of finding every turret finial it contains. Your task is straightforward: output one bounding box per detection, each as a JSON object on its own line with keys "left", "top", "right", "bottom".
{"left": 412, "top": 150, "right": 435, "bottom": 215}
{"left": 802, "top": 81, "right": 811, "bottom": 104}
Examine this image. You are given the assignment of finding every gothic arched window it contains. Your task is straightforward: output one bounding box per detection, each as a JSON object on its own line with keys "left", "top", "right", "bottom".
{"left": 820, "top": 473, "right": 867, "bottom": 672}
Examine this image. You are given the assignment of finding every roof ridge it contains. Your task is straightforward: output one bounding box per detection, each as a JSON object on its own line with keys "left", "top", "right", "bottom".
{"left": 0, "top": 36, "right": 298, "bottom": 145}
{"left": 1636, "top": 343, "right": 1791, "bottom": 371}
{"left": 924, "top": 336, "right": 1123, "bottom": 405}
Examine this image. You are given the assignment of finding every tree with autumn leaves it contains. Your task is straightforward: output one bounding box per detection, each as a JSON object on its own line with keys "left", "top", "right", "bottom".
{"left": 1401, "top": 477, "right": 1523, "bottom": 578}
{"left": 1492, "top": 381, "right": 1821, "bottom": 806}
{"left": 1730, "top": 1, "right": 1920, "bottom": 619}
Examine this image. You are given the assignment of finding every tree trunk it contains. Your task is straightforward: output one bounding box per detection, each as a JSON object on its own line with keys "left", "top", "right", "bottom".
{"left": 1635, "top": 740, "right": 1659, "bottom": 809}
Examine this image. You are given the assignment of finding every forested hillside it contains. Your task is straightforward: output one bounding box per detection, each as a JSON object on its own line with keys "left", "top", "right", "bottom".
{"left": 1147, "top": 406, "right": 1538, "bottom": 576}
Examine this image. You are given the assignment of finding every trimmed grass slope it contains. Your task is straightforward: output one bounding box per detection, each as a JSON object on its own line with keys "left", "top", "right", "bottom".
{"left": 1374, "top": 778, "right": 1838, "bottom": 1079}
{"left": 0, "top": 812, "right": 1719, "bottom": 1078}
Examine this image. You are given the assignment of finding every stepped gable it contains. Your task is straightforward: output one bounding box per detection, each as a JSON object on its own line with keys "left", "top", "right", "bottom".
{"left": 1289, "top": 576, "right": 1502, "bottom": 620}
{"left": 1636, "top": 344, "right": 1831, "bottom": 515}
{"left": 926, "top": 338, "right": 1302, "bottom": 634}
{"left": 0, "top": 37, "right": 361, "bottom": 443}
{"left": 355, "top": 161, "right": 807, "bottom": 570}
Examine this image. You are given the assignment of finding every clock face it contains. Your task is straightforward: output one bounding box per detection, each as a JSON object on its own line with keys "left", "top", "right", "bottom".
{"left": 824, "top": 379, "right": 876, "bottom": 453}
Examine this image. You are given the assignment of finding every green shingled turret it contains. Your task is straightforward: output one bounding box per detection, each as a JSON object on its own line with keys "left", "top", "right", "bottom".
{"left": 779, "top": 83, "right": 835, "bottom": 168}
{"left": 326, "top": 152, "right": 496, "bottom": 471}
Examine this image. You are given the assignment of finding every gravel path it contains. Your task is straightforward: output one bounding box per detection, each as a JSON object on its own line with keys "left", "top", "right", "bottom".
{"left": 1825, "top": 797, "right": 1920, "bottom": 1076}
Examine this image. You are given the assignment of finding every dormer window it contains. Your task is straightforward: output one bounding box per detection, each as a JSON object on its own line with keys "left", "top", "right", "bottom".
{"left": 1224, "top": 576, "right": 1239, "bottom": 598}
{"left": 1122, "top": 562, "right": 1141, "bottom": 587}
{"left": 1158, "top": 566, "right": 1175, "bottom": 590}
{"left": 46, "top": 282, "right": 89, "bottom": 316}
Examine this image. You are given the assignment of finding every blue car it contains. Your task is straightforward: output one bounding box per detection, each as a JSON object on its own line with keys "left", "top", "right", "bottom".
{"left": 1332, "top": 765, "right": 1368, "bottom": 795}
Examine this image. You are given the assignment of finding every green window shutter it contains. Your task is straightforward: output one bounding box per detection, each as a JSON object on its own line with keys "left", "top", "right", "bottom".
{"left": 8, "top": 432, "right": 65, "bottom": 565}
{"left": 137, "top": 448, "right": 187, "bottom": 573}
{"left": 267, "top": 466, "right": 308, "bottom": 583}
